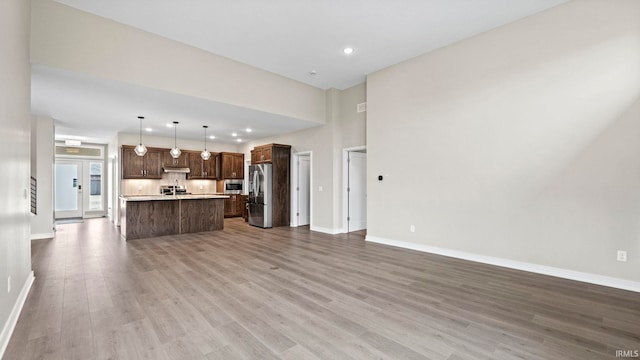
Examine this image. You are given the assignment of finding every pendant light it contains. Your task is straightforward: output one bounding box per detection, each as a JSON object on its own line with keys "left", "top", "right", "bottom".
{"left": 134, "top": 116, "right": 147, "bottom": 156}
{"left": 201, "top": 125, "right": 211, "bottom": 160}
{"left": 169, "top": 121, "right": 181, "bottom": 158}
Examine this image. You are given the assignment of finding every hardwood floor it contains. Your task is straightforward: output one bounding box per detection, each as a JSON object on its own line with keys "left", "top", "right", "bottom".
{"left": 4, "top": 218, "right": 639, "bottom": 359}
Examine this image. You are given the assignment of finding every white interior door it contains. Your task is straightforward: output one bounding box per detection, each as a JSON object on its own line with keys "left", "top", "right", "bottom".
{"left": 297, "top": 156, "right": 311, "bottom": 226}
{"left": 55, "top": 160, "right": 83, "bottom": 219}
{"left": 348, "top": 152, "right": 367, "bottom": 232}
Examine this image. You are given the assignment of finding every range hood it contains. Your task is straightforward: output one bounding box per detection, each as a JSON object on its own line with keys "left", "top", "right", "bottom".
{"left": 163, "top": 167, "right": 190, "bottom": 173}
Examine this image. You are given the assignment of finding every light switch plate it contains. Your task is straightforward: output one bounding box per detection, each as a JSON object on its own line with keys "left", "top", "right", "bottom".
{"left": 617, "top": 250, "right": 627, "bottom": 262}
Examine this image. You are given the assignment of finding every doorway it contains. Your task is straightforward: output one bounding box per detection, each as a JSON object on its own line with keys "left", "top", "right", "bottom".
{"left": 55, "top": 160, "right": 83, "bottom": 219}
{"left": 292, "top": 152, "right": 312, "bottom": 227}
{"left": 54, "top": 143, "right": 106, "bottom": 220}
{"left": 343, "top": 146, "right": 367, "bottom": 233}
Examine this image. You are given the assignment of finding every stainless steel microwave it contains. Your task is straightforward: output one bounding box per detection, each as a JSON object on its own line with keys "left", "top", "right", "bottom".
{"left": 224, "top": 179, "right": 243, "bottom": 194}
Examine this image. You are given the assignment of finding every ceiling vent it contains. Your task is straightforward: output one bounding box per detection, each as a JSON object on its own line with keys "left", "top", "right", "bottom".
{"left": 357, "top": 102, "right": 367, "bottom": 113}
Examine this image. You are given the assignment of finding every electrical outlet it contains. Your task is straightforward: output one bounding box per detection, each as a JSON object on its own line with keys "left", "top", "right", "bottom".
{"left": 199, "top": 185, "right": 204, "bottom": 190}
{"left": 410, "top": 225, "right": 415, "bottom": 233}
{"left": 137, "top": 185, "right": 143, "bottom": 191}
{"left": 617, "top": 250, "right": 627, "bottom": 262}
{"left": 7, "top": 275, "right": 11, "bottom": 293}
{"left": 318, "top": 186, "right": 323, "bottom": 192}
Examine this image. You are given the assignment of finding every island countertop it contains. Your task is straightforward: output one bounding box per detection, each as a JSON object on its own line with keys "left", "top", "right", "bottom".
{"left": 120, "top": 194, "right": 229, "bottom": 201}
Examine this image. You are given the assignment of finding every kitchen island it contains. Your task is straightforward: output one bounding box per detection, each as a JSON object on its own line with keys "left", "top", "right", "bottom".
{"left": 119, "top": 194, "right": 229, "bottom": 240}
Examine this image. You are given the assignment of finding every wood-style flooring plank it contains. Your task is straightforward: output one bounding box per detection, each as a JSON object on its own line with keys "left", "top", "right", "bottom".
{"left": 3, "top": 218, "right": 639, "bottom": 360}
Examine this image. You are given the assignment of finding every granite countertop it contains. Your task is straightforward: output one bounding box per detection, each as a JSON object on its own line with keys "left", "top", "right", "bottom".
{"left": 120, "top": 194, "right": 229, "bottom": 201}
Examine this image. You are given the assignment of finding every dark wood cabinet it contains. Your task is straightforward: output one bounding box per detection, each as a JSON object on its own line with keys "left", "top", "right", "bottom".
{"left": 251, "top": 146, "right": 272, "bottom": 164}
{"left": 250, "top": 143, "right": 291, "bottom": 227}
{"left": 218, "top": 152, "right": 244, "bottom": 179}
{"left": 223, "top": 196, "right": 233, "bottom": 217}
{"left": 121, "top": 146, "right": 163, "bottom": 179}
{"left": 223, "top": 194, "right": 248, "bottom": 218}
{"left": 120, "top": 197, "right": 224, "bottom": 240}
{"left": 240, "top": 195, "right": 248, "bottom": 221}
{"left": 162, "top": 150, "right": 189, "bottom": 169}
{"left": 187, "top": 151, "right": 217, "bottom": 179}
{"left": 224, "top": 194, "right": 239, "bottom": 217}
{"left": 203, "top": 154, "right": 216, "bottom": 179}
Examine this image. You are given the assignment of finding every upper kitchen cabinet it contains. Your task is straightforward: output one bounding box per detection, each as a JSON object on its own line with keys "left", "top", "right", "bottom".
{"left": 121, "top": 145, "right": 163, "bottom": 179}
{"left": 251, "top": 146, "right": 272, "bottom": 164}
{"left": 218, "top": 152, "right": 244, "bottom": 179}
{"left": 251, "top": 144, "right": 293, "bottom": 164}
{"left": 162, "top": 150, "right": 189, "bottom": 169}
{"left": 187, "top": 151, "right": 217, "bottom": 179}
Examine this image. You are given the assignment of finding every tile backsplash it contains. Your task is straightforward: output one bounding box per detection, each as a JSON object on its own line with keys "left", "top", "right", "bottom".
{"left": 121, "top": 173, "right": 218, "bottom": 195}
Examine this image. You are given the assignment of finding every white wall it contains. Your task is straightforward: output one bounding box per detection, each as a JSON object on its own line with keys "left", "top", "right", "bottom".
{"left": 0, "top": 0, "right": 34, "bottom": 356}
{"left": 107, "top": 135, "right": 119, "bottom": 224}
{"left": 31, "top": 116, "right": 55, "bottom": 239}
{"left": 367, "top": 0, "right": 640, "bottom": 283}
{"left": 31, "top": 0, "right": 326, "bottom": 125}
{"left": 241, "top": 84, "right": 366, "bottom": 232}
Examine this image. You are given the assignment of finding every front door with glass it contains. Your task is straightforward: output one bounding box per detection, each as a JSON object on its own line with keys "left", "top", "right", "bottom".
{"left": 55, "top": 160, "right": 83, "bottom": 219}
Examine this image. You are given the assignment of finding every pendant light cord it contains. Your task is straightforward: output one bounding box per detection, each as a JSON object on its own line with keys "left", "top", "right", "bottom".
{"left": 203, "top": 126, "right": 208, "bottom": 150}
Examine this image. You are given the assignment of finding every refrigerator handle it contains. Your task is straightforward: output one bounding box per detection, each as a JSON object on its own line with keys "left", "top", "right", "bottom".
{"left": 253, "top": 170, "right": 259, "bottom": 195}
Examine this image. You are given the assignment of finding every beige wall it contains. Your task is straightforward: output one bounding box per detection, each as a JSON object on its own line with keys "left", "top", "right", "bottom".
{"left": 367, "top": 0, "right": 640, "bottom": 282}
{"left": 30, "top": 116, "right": 55, "bottom": 239}
{"left": 31, "top": 0, "right": 326, "bottom": 125}
{"left": 0, "top": 0, "right": 33, "bottom": 354}
{"left": 241, "top": 84, "right": 366, "bottom": 232}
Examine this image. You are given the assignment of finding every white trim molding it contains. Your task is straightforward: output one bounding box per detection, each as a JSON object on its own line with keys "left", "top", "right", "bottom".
{"left": 0, "top": 271, "right": 35, "bottom": 358}
{"left": 31, "top": 232, "right": 54, "bottom": 240}
{"left": 311, "top": 226, "right": 341, "bottom": 235}
{"left": 342, "top": 145, "right": 367, "bottom": 235}
{"left": 366, "top": 236, "right": 640, "bottom": 293}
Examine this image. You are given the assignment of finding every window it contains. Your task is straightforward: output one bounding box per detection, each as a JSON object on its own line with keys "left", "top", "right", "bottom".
{"left": 89, "top": 162, "right": 103, "bottom": 210}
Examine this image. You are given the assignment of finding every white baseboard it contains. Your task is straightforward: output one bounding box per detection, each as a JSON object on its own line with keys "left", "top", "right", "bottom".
{"left": 366, "top": 236, "right": 640, "bottom": 293}
{"left": 310, "top": 225, "right": 341, "bottom": 235}
{"left": 31, "top": 232, "right": 54, "bottom": 240}
{"left": 0, "top": 271, "right": 35, "bottom": 358}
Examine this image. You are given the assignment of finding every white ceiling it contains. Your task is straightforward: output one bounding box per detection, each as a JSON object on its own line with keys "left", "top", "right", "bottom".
{"left": 36, "top": 0, "right": 568, "bottom": 143}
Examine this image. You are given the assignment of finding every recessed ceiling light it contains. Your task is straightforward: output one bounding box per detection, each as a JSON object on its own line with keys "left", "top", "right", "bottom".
{"left": 309, "top": 70, "right": 317, "bottom": 76}
{"left": 343, "top": 47, "right": 354, "bottom": 55}
{"left": 236, "top": 139, "right": 242, "bottom": 142}
{"left": 145, "top": 127, "right": 152, "bottom": 132}
{"left": 209, "top": 135, "right": 215, "bottom": 139}
{"left": 231, "top": 132, "right": 237, "bottom": 137}
{"left": 166, "top": 123, "right": 174, "bottom": 128}
{"left": 245, "top": 128, "right": 252, "bottom": 133}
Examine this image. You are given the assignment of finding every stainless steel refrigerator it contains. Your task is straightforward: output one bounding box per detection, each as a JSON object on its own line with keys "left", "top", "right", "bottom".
{"left": 248, "top": 163, "right": 272, "bottom": 228}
